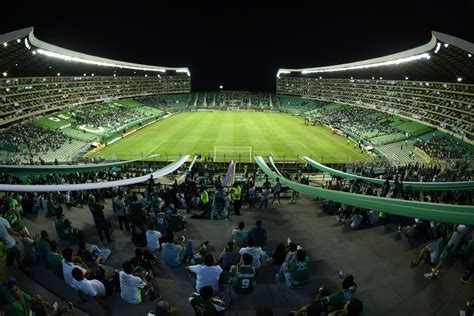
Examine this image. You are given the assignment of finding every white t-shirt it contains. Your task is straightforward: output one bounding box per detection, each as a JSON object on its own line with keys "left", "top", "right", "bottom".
{"left": 426, "top": 237, "right": 443, "bottom": 263}
{"left": 72, "top": 278, "right": 106, "bottom": 297}
{"left": 239, "top": 247, "right": 265, "bottom": 269}
{"left": 62, "top": 260, "right": 87, "bottom": 288}
{"left": 448, "top": 225, "right": 470, "bottom": 249}
{"left": 119, "top": 271, "right": 146, "bottom": 304}
{"left": 0, "top": 218, "right": 16, "bottom": 249}
{"left": 351, "top": 214, "right": 363, "bottom": 229}
{"left": 146, "top": 230, "right": 162, "bottom": 251}
{"left": 188, "top": 264, "right": 223, "bottom": 292}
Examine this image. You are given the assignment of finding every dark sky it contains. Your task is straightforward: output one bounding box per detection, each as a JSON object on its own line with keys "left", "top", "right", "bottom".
{"left": 2, "top": 3, "right": 473, "bottom": 92}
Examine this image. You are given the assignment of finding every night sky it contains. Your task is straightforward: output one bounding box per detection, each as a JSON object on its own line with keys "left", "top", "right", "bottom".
{"left": 2, "top": 4, "right": 473, "bottom": 92}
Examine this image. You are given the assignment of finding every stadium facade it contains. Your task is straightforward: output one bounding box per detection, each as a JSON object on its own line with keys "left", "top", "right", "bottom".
{"left": 277, "top": 31, "right": 474, "bottom": 144}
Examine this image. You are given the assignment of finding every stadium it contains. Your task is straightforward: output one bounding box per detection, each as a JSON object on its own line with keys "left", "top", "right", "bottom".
{"left": 0, "top": 22, "right": 473, "bottom": 316}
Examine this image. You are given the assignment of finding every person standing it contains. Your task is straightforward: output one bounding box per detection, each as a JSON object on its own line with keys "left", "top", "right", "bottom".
{"left": 88, "top": 195, "right": 113, "bottom": 243}
{"left": 0, "top": 208, "right": 26, "bottom": 268}
{"left": 113, "top": 191, "right": 129, "bottom": 232}
{"left": 259, "top": 185, "right": 271, "bottom": 209}
{"left": 231, "top": 183, "right": 242, "bottom": 216}
{"left": 272, "top": 178, "right": 282, "bottom": 204}
{"left": 247, "top": 182, "right": 256, "bottom": 209}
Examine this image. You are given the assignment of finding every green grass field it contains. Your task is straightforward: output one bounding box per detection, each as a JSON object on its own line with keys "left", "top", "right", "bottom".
{"left": 94, "top": 112, "right": 367, "bottom": 163}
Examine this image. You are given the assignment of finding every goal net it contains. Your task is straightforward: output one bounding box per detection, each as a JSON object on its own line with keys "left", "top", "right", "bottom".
{"left": 214, "top": 146, "right": 252, "bottom": 162}
{"left": 227, "top": 106, "right": 240, "bottom": 111}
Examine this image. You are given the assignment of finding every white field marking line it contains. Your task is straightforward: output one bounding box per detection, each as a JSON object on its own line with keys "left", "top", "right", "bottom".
{"left": 163, "top": 136, "right": 303, "bottom": 144}
{"left": 300, "top": 142, "right": 318, "bottom": 157}
{"left": 145, "top": 139, "right": 167, "bottom": 157}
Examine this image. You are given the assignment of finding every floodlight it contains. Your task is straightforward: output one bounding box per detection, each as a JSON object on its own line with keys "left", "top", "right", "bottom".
{"left": 83, "top": 73, "right": 86, "bottom": 76}
{"left": 3, "top": 42, "right": 7, "bottom": 47}
{"left": 57, "top": 73, "right": 60, "bottom": 76}
{"left": 113, "top": 74, "right": 116, "bottom": 77}
{"left": 444, "top": 43, "right": 449, "bottom": 48}
{"left": 92, "top": 73, "right": 95, "bottom": 76}
{"left": 405, "top": 77, "right": 409, "bottom": 80}
{"left": 469, "top": 54, "right": 472, "bottom": 58}
{"left": 219, "top": 85, "right": 223, "bottom": 89}
{"left": 32, "top": 50, "right": 37, "bottom": 55}
{"left": 2, "top": 72, "right": 7, "bottom": 77}
{"left": 379, "top": 77, "right": 383, "bottom": 80}
{"left": 145, "top": 74, "right": 148, "bottom": 77}
{"left": 457, "top": 77, "right": 462, "bottom": 82}
{"left": 16, "top": 39, "right": 21, "bottom": 43}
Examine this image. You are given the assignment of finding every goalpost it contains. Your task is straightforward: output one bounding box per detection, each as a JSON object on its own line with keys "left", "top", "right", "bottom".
{"left": 214, "top": 146, "right": 252, "bottom": 162}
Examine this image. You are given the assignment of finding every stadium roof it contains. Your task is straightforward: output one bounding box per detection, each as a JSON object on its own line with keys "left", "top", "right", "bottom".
{"left": 0, "top": 27, "right": 190, "bottom": 78}
{"left": 277, "top": 31, "right": 474, "bottom": 83}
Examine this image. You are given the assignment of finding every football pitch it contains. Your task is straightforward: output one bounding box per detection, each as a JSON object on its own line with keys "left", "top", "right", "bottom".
{"left": 94, "top": 112, "right": 367, "bottom": 163}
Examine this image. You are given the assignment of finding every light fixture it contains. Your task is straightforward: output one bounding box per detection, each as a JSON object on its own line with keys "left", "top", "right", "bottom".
{"left": 219, "top": 85, "right": 223, "bottom": 89}
{"left": 444, "top": 43, "right": 449, "bottom": 48}
{"left": 372, "top": 77, "right": 375, "bottom": 79}
{"left": 405, "top": 76, "right": 409, "bottom": 80}
{"left": 16, "top": 39, "right": 21, "bottom": 43}
{"left": 3, "top": 42, "right": 7, "bottom": 47}
{"left": 457, "top": 77, "right": 463, "bottom": 82}
{"left": 380, "top": 77, "right": 383, "bottom": 80}
{"left": 35, "top": 49, "right": 169, "bottom": 73}
{"left": 113, "top": 74, "right": 116, "bottom": 77}
{"left": 32, "top": 50, "right": 37, "bottom": 55}
{"left": 469, "top": 54, "right": 472, "bottom": 58}
{"left": 145, "top": 74, "right": 148, "bottom": 77}
{"left": 300, "top": 53, "right": 431, "bottom": 74}
{"left": 83, "top": 73, "right": 86, "bottom": 76}
{"left": 24, "top": 38, "right": 31, "bottom": 50}
{"left": 2, "top": 72, "right": 7, "bottom": 77}
{"left": 92, "top": 73, "right": 95, "bottom": 76}
{"left": 57, "top": 73, "right": 60, "bottom": 76}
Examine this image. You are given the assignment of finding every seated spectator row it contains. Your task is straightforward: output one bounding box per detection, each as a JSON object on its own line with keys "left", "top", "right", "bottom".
{"left": 277, "top": 77, "right": 474, "bottom": 140}
{"left": 0, "top": 75, "right": 190, "bottom": 127}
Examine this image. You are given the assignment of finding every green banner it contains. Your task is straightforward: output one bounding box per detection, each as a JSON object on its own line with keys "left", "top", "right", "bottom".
{"left": 302, "top": 156, "right": 474, "bottom": 191}
{"left": 255, "top": 156, "right": 474, "bottom": 225}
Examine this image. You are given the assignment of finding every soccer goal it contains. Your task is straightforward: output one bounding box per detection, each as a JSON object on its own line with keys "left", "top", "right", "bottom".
{"left": 214, "top": 146, "right": 252, "bottom": 162}
{"left": 227, "top": 106, "right": 240, "bottom": 111}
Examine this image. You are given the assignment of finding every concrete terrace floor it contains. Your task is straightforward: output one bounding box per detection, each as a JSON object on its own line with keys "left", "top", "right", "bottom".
{"left": 3, "top": 193, "right": 473, "bottom": 316}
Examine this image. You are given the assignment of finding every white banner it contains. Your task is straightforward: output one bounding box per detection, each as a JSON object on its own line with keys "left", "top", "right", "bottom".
{"left": 0, "top": 155, "right": 190, "bottom": 192}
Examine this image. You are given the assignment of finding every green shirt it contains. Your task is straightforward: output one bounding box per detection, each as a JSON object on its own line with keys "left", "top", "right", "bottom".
{"left": 47, "top": 251, "right": 64, "bottom": 280}
{"left": 189, "top": 293, "right": 226, "bottom": 315}
{"left": 200, "top": 191, "right": 209, "bottom": 204}
{"left": 12, "top": 290, "right": 31, "bottom": 316}
{"left": 230, "top": 264, "right": 256, "bottom": 295}
{"left": 231, "top": 186, "right": 241, "bottom": 201}
{"left": 323, "top": 286, "right": 357, "bottom": 311}
{"left": 288, "top": 256, "right": 310, "bottom": 288}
